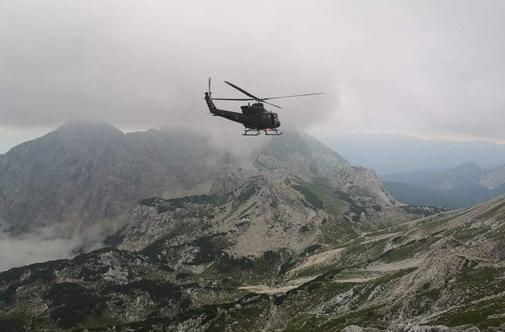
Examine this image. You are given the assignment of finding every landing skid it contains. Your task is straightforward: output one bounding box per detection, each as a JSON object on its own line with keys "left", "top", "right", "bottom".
{"left": 264, "top": 128, "right": 283, "bottom": 136}
{"left": 242, "top": 129, "right": 283, "bottom": 136}
{"left": 242, "top": 129, "right": 261, "bottom": 136}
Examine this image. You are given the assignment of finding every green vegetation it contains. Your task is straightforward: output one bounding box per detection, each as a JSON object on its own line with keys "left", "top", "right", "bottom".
{"left": 198, "top": 240, "right": 292, "bottom": 284}
{"left": 291, "top": 180, "right": 344, "bottom": 216}
{"left": 224, "top": 305, "right": 266, "bottom": 329}
{"left": 418, "top": 212, "right": 463, "bottom": 232}
{"left": 426, "top": 266, "right": 505, "bottom": 328}
{"left": 454, "top": 266, "right": 504, "bottom": 298}
{"left": 292, "top": 184, "right": 324, "bottom": 209}
{"left": 379, "top": 237, "right": 438, "bottom": 263}
{"left": 44, "top": 282, "right": 104, "bottom": 328}
{"left": 289, "top": 179, "right": 362, "bottom": 245}
{"left": 339, "top": 237, "right": 392, "bottom": 265}
{"left": 417, "top": 282, "right": 441, "bottom": 301}
{"left": 80, "top": 314, "right": 118, "bottom": 330}
{"left": 434, "top": 296, "right": 505, "bottom": 328}
{"left": 475, "top": 200, "right": 505, "bottom": 221}
{"left": 0, "top": 311, "right": 57, "bottom": 331}
{"left": 236, "top": 179, "right": 260, "bottom": 204}
{"left": 320, "top": 219, "right": 360, "bottom": 245}
{"left": 453, "top": 224, "right": 491, "bottom": 241}
{"left": 283, "top": 306, "right": 387, "bottom": 331}
{"left": 411, "top": 283, "right": 442, "bottom": 315}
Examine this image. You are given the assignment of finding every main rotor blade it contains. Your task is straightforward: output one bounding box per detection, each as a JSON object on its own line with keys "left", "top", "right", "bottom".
{"left": 224, "top": 81, "right": 282, "bottom": 108}
{"left": 262, "top": 92, "right": 325, "bottom": 100}
{"left": 211, "top": 98, "right": 255, "bottom": 101}
{"left": 224, "top": 81, "right": 263, "bottom": 101}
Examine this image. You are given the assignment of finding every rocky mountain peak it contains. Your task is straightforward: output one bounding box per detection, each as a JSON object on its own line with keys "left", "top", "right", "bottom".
{"left": 446, "top": 161, "right": 482, "bottom": 176}
{"left": 59, "top": 119, "right": 124, "bottom": 133}
{"left": 255, "top": 130, "right": 350, "bottom": 179}
{"left": 0, "top": 124, "right": 392, "bottom": 235}
{"left": 53, "top": 120, "right": 125, "bottom": 143}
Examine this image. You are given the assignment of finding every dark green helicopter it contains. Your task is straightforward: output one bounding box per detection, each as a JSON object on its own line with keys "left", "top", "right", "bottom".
{"left": 204, "top": 78, "right": 323, "bottom": 136}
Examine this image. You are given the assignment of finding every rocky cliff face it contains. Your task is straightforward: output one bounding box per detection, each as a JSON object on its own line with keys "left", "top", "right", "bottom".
{"left": 0, "top": 123, "right": 235, "bottom": 233}
{"left": 0, "top": 122, "right": 243, "bottom": 233}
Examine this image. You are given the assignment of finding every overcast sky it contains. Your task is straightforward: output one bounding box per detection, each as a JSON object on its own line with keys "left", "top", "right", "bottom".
{"left": 1, "top": 0, "right": 505, "bottom": 153}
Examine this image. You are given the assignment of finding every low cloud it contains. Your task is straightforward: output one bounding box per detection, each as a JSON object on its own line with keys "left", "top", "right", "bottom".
{"left": 0, "top": 221, "right": 116, "bottom": 272}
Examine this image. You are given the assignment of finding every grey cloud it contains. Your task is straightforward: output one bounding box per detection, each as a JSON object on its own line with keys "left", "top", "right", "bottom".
{"left": 1, "top": 0, "right": 505, "bottom": 142}
{"left": 0, "top": 0, "right": 337, "bottom": 132}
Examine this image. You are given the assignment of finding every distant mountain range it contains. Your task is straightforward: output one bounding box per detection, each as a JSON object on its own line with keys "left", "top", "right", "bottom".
{"left": 320, "top": 134, "right": 505, "bottom": 175}
{"left": 383, "top": 162, "right": 505, "bottom": 209}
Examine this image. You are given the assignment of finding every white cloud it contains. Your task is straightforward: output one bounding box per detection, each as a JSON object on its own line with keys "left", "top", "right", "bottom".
{"left": 0, "top": 221, "right": 114, "bottom": 271}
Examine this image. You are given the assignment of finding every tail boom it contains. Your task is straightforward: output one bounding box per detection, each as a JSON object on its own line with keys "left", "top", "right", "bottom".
{"left": 205, "top": 92, "right": 244, "bottom": 124}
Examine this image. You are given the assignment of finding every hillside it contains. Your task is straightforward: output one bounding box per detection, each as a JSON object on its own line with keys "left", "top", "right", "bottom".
{"left": 1, "top": 190, "right": 504, "bottom": 330}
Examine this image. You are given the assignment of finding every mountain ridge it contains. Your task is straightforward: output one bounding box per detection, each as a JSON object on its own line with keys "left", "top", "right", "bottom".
{"left": 322, "top": 134, "right": 505, "bottom": 175}
{"left": 383, "top": 162, "right": 505, "bottom": 209}
{"left": 0, "top": 122, "right": 394, "bottom": 235}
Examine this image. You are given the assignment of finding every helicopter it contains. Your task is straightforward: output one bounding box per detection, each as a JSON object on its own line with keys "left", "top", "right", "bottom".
{"left": 204, "top": 78, "right": 323, "bottom": 136}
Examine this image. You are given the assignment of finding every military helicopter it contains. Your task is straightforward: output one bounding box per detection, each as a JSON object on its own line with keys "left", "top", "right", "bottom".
{"left": 204, "top": 78, "right": 323, "bottom": 136}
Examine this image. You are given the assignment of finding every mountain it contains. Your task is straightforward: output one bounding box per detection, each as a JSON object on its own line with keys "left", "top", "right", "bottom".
{"left": 319, "top": 134, "right": 505, "bottom": 175}
{"left": 0, "top": 122, "right": 415, "bottom": 259}
{"left": 0, "top": 121, "right": 243, "bottom": 233}
{"left": 1, "top": 187, "right": 504, "bottom": 330}
{"left": 383, "top": 162, "right": 505, "bottom": 209}
{"left": 0, "top": 123, "right": 452, "bottom": 331}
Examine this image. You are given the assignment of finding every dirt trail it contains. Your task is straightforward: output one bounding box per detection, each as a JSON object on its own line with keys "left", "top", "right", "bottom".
{"left": 238, "top": 275, "right": 319, "bottom": 295}
{"left": 366, "top": 255, "right": 426, "bottom": 272}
